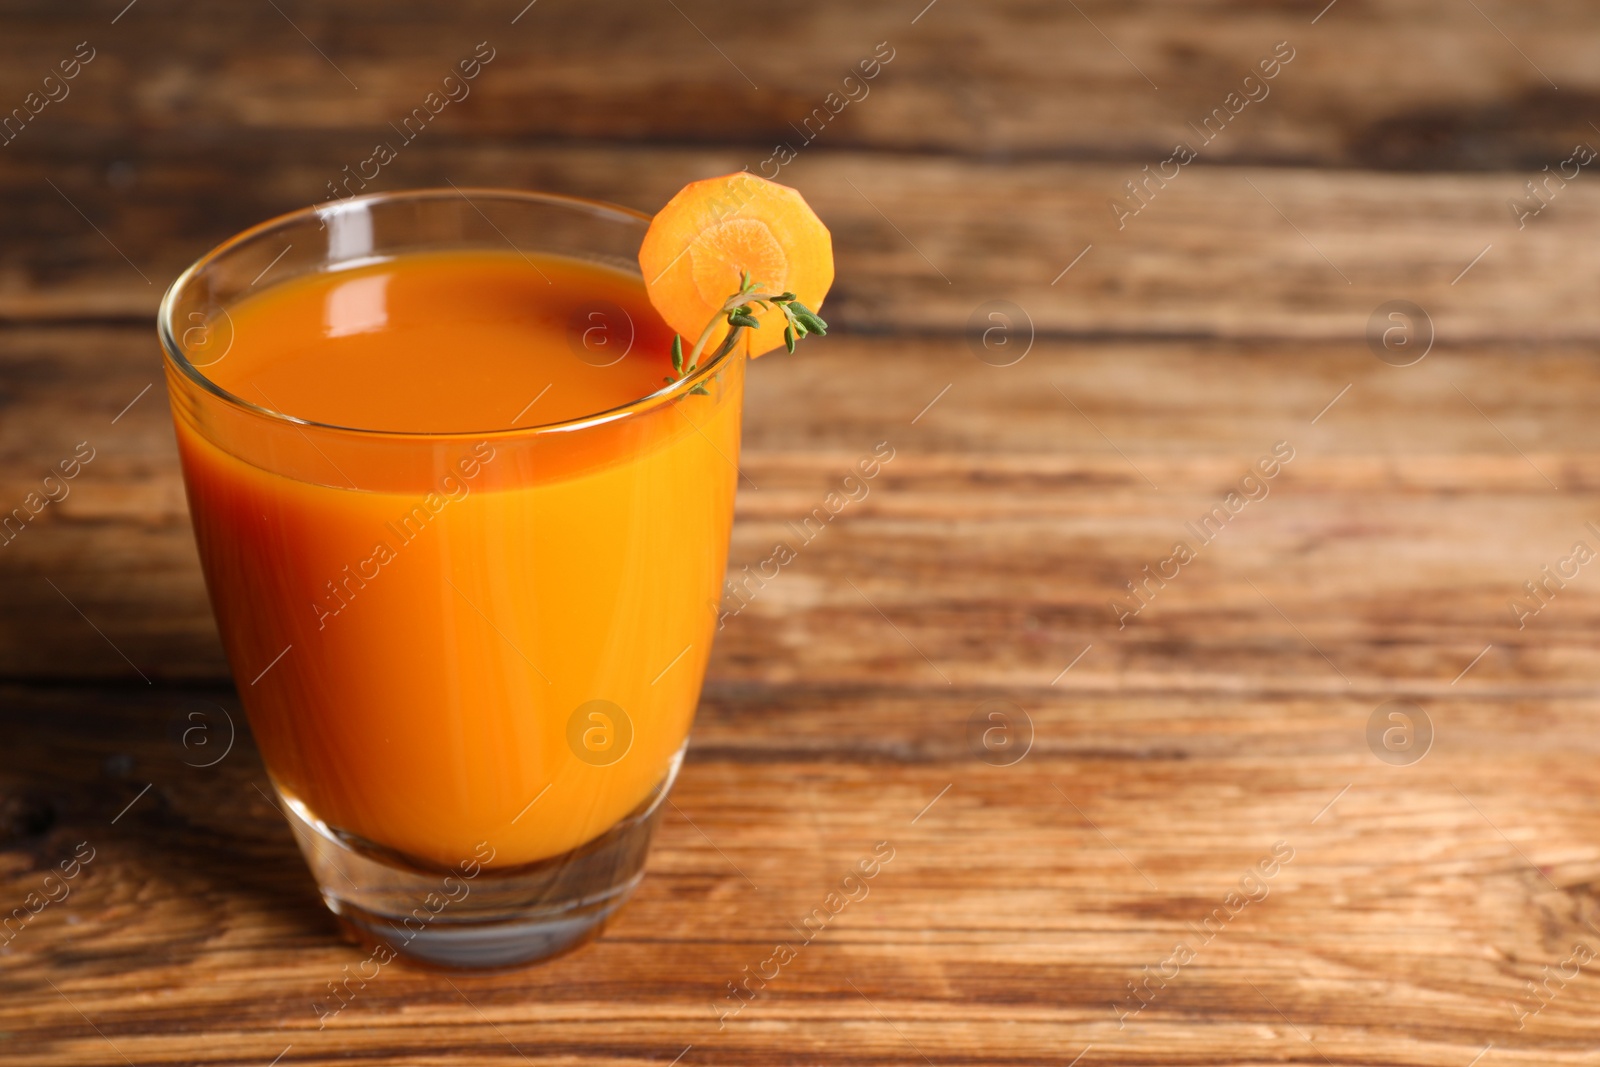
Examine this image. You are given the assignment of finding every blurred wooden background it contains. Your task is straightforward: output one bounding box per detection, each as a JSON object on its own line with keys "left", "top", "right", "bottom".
{"left": 4, "top": 1, "right": 1600, "bottom": 1064}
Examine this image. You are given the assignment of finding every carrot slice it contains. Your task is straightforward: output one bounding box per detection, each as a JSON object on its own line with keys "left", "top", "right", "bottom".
{"left": 640, "top": 172, "right": 834, "bottom": 360}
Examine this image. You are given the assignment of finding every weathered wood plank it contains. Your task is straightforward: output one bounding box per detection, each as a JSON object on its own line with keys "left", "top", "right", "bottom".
{"left": 5, "top": 2, "right": 1598, "bottom": 1065}
{"left": 3, "top": 144, "right": 1595, "bottom": 340}
{"left": 4, "top": 326, "right": 1600, "bottom": 694}
{"left": 2, "top": 0, "right": 1597, "bottom": 169}
{"left": 2, "top": 681, "right": 1598, "bottom": 1064}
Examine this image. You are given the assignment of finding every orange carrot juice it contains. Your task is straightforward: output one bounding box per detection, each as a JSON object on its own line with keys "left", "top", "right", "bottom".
{"left": 168, "top": 248, "right": 741, "bottom": 869}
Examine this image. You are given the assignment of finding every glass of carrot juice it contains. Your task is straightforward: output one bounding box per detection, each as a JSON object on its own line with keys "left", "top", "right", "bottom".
{"left": 158, "top": 190, "right": 743, "bottom": 968}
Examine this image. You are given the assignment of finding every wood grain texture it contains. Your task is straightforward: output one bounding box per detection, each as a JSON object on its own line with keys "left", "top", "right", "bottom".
{"left": 2, "top": 0, "right": 1598, "bottom": 168}
{"left": 5, "top": 145, "right": 1599, "bottom": 340}
{"left": 2, "top": 681, "right": 1599, "bottom": 1065}
{"left": 6, "top": 0, "right": 1600, "bottom": 1062}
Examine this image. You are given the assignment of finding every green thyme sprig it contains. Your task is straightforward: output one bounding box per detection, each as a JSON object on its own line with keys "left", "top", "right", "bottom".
{"left": 665, "top": 270, "right": 828, "bottom": 394}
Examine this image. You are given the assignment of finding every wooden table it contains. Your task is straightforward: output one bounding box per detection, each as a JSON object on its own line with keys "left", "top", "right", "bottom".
{"left": 5, "top": 1, "right": 1600, "bottom": 1063}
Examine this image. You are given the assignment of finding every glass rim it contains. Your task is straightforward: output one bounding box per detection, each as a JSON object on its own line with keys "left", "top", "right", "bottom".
{"left": 157, "top": 186, "right": 737, "bottom": 440}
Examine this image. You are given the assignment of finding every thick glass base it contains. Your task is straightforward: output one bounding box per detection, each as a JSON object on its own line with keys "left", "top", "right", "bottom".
{"left": 276, "top": 749, "right": 682, "bottom": 970}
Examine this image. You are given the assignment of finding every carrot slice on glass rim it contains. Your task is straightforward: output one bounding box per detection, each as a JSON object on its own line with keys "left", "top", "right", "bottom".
{"left": 640, "top": 171, "right": 834, "bottom": 368}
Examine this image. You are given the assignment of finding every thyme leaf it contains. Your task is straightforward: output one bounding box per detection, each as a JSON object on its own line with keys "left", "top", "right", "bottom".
{"left": 662, "top": 274, "right": 828, "bottom": 391}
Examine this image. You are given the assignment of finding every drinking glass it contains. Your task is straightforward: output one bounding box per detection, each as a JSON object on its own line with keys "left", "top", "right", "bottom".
{"left": 158, "top": 190, "right": 743, "bottom": 968}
